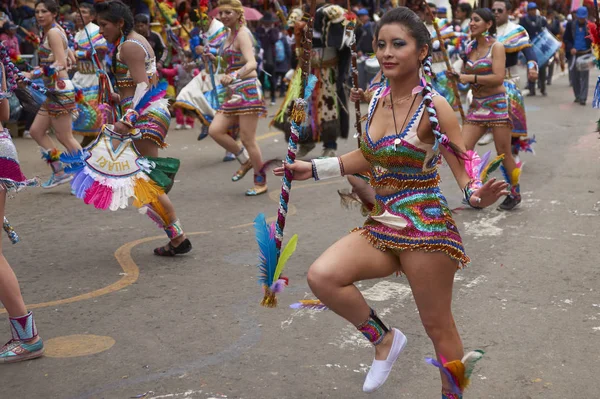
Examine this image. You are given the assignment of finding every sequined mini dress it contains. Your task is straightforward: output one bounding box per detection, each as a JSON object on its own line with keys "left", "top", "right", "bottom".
{"left": 217, "top": 27, "right": 266, "bottom": 117}
{"left": 464, "top": 42, "right": 512, "bottom": 128}
{"left": 355, "top": 87, "right": 470, "bottom": 268}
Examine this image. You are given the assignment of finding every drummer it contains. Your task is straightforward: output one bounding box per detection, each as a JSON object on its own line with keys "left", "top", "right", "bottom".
{"left": 519, "top": 2, "right": 548, "bottom": 96}
{"left": 563, "top": 6, "right": 592, "bottom": 106}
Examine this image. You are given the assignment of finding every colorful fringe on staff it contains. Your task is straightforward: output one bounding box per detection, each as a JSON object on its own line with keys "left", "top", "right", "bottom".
{"left": 289, "top": 299, "right": 328, "bottom": 310}
{"left": 3, "top": 217, "right": 19, "bottom": 244}
{"left": 426, "top": 350, "right": 484, "bottom": 396}
{"left": 254, "top": 213, "right": 298, "bottom": 307}
{"left": 464, "top": 150, "right": 504, "bottom": 183}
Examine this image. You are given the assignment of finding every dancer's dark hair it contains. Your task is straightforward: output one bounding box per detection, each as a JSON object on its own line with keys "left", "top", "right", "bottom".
{"left": 458, "top": 3, "right": 473, "bottom": 17}
{"left": 95, "top": 0, "right": 135, "bottom": 74}
{"left": 375, "top": 7, "right": 464, "bottom": 157}
{"left": 35, "top": 0, "right": 60, "bottom": 15}
{"left": 472, "top": 8, "right": 497, "bottom": 36}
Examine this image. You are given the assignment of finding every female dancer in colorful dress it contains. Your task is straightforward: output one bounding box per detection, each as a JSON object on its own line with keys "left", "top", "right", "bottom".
{"left": 71, "top": 2, "right": 109, "bottom": 147}
{"left": 0, "top": 61, "right": 44, "bottom": 363}
{"left": 451, "top": 9, "right": 521, "bottom": 211}
{"left": 95, "top": 1, "right": 192, "bottom": 256}
{"left": 26, "top": 0, "right": 82, "bottom": 189}
{"left": 208, "top": 0, "right": 269, "bottom": 196}
{"left": 275, "top": 7, "right": 508, "bottom": 398}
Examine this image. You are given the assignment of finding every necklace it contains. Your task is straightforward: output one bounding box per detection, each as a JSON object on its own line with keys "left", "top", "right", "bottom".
{"left": 390, "top": 91, "right": 419, "bottom": 151}
{"left": 383, "top": 92, "right": 413, "bottom": 109}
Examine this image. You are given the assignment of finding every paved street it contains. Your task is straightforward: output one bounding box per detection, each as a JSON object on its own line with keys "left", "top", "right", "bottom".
{"left": 1, "top": 70, "right": 599, "bottom": 399}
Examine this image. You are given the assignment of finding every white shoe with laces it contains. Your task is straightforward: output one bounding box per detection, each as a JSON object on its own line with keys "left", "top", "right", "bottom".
{"left": 477, "top": 132, "right": 493, "bottom": 146}
{"left": 362, "top": 328, "right": 407, "bottom": 393}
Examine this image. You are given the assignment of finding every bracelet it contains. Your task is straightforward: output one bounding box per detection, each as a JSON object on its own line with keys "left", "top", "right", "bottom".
{"left": 463, "top": 179, "right": 483, "bottom": 209}
{"left": 229, "top": 71, "right": 239, "bottom": 80}
{"left": 311, "top": 157, "right": 343, "bottom": 181}
{"left": 473, "top": 75, "right": 478, "bottom": 84}
{"left": 120, "top": 109, "right": 139, "bottom": 128}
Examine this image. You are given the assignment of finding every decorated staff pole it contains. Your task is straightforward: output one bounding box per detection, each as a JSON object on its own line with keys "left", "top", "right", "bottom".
{"left": 345, "top": 8, "right": 362, "bottom": 147}
{"left": 422, "top": 0, "right": 466, "bottom": 121}
{"left": 272, "top": 0, "right": 289, "bottom": 29}
{"left": 275, "top": 0, "right": 318, "bottom": 252}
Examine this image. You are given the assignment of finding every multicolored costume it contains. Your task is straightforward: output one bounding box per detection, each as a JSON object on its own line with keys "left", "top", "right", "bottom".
{"left": 37, "top": 27, "right": 77, "bottom": 118}
{"left": 426, "top": 19, "right": 462, "bottom": 110}
{"left": 61, "top": 35, "right": 190, "bottom": 255}
{"left": 464, "top": 42, "right": 512, "bottom": 128}
{"left": 114, "top": 39, "right": 170, "bottom": 148}
{"left": 72, "top": 22, "right": 109, "bottom": 137}
{"left": 273, "top": 5, "right": 351, "bottom": 146}
{"left": 496, "top": 21, "right": 537, "bottom": 153}
{"left": 0, "top": 128, "right": 38, "bottom": 193}
{"left": 217, "top": 27, "right": 266, "bottom": 118}
{"left": 355, "top": 85, "right": 469, "bottom": 268}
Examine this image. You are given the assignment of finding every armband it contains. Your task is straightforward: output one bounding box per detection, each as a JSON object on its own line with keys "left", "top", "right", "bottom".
{"left": 120, "top": 108, "right": 139, "bottom": 128}
{"left": 32, "top": 69, "right": 43, "bottom": 78}
{"left": 463, "top": 179, "right": 483, "bottom": 209}
{"left": 208, "top": 47, "right": 217, "bottom": 55}
{"left": 311, "top": 157, "right": 345, "bottom": 181}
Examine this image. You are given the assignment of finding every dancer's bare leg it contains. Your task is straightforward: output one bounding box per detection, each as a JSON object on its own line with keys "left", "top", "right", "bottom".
{"left": 399, "top": 250, "right": 463, "bottom": 390}
{"left": 208, "top": 113, "right": 242, "bottom": 154}
{"left": 307, "top": 231, "right": 400, "bottom": 360}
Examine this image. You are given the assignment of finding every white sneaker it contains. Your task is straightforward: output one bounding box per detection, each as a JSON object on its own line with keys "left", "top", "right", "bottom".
{"left": 23, "top": 130, "right": 32, "bottom": 139}
{"left": 362, "top": 328, "right": 407, "bottom": 393}
{"left": 478, "top": 132, "right": 493, "bottom": 146}
{"left": 184, "top": 124, "right": 193, "bottom": 130}
{"left": 175, "top": 124, "right": 183, "bottom": 130}
{"left": 41, "top": 172, "right": 73, "bottom": 189}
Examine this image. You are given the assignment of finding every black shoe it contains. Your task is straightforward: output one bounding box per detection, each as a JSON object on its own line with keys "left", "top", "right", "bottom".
{"left": 547, "top": 81, "right": 552, "bottom": 86}
{"left": 154, "top": 238, "right": 192, "bottom": 256}
{"left": 497, "top": 194, "right": 521, "bottom": 211}
{"left": 580, "top": 100, "right": 586, "bottom": 106}
{"left": 574, "top": 98, "right": 579, "bottom": 102}
{"left": 541, "top": 91, "right": 547, "bottom": 96}
{"left": 527, "top": 92, "right": 536, "bottom": 97}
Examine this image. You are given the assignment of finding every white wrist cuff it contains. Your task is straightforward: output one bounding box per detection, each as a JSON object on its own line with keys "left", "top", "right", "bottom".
{"left": 312, "top": 157, "right": 342, "bottom": 181}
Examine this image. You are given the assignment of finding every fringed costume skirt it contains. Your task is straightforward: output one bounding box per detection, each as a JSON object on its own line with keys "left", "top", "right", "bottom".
{"left": 353, "top": 190, "right": 470, "bottom": 269}
{"left": 121, "top": 97, "right": 170, "bottom": 148}
{"left": 503, "top": 78, "right": 527, "bottom": 137}
{"left": 40, "top": 79, "right": 77, "bottom": 118}
{"left": 218, "top": 77, "right": 266, "bottom": 117}
{"left": 0, "top": 129, "right": 38, "bottom": 192}
{"left": 72, "top": 72, "right": 109, "bottom": 137}
{"left": 465, "top": 92, "right": 512, "bottom": 128}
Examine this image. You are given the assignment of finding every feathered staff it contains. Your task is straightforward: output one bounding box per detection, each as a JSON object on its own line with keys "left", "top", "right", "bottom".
{"left": 254, "top": 0, "right": 318, "bottom": 307}
{"left": 422, "top": 0, "right": 465, "bottom": 121}
{"left": 344, "top": 7, "right": 362, "bottom": 147}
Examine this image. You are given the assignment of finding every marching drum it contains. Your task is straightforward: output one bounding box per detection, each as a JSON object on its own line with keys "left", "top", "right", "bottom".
{"left": 532, "top": 28, "right": 561, "bottom": 67}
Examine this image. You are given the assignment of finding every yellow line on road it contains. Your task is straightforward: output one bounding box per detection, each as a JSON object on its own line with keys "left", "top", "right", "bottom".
{"left": 0, "top": 177, "right": 342, "bottom": 313}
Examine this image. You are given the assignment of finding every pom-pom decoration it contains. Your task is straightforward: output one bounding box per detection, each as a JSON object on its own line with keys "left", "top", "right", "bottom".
{"left": 425, "top": 350, "right": 484, "bottom": 395}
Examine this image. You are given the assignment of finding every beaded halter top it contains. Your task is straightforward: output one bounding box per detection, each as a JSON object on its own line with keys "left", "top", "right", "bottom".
{"left": 114, "top": 39, "right": 157, "bottom": 88}
{"left": 360, "top": 87, "right": 441, "bottom": 192}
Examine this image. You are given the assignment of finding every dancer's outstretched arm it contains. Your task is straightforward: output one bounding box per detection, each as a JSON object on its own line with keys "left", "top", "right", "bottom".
{"left": 273, "top": 148, "right": 370, "bottom": 181}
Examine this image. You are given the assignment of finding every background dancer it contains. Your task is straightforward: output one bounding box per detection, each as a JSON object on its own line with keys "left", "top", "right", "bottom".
{"left": 71, "top": 2, "right": 108, "bottom": 147}
{"left": 453, "top": 8, "right": 521, "bottom": 211}
{"left": 207, "top": 0, "right": 269, "bottom": 196}
{"left": 275, "top": 8, "right": 508, "bottom": 398}
{"left": 0, "top": 61, "right": 44, "bottom": 363}
{"left": 26, "top": 0, "right": 81, "bottom": 189}
{"left": 95, "top": 0, "right": 191, "bottom": 256}
{"left": 487, "top": 0, "right": 538, "bottom": 160}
